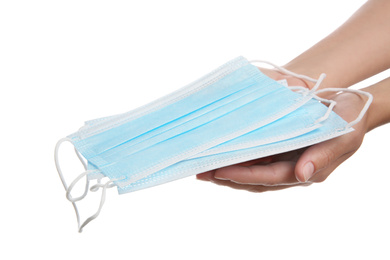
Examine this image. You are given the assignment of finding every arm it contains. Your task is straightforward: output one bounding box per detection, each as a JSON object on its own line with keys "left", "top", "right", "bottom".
{"left": 365, "top": 77, "right": 390, "bottom": 131}
{"left": 284, "top": 0, "right": 390, "bottom": 90}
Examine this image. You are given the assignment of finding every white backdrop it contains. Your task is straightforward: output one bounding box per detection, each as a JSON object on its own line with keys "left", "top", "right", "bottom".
{"left": 1, "top": 1, "right": 389, "bottom": 259}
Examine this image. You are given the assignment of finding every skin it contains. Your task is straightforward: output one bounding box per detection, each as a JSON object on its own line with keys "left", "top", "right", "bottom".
{"left": 196, "top": 0, "right": 390, "bottom": 192}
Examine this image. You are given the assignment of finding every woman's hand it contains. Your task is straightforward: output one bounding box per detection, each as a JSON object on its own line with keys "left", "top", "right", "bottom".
{"left": 196, "top": 91, "right": 369, "bottom": 193}
{"left": 196, "top": 0, "right": 390, "bottom": 192}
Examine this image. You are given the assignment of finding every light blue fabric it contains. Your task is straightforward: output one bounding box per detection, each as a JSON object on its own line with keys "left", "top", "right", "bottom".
{"left": 88, "top": 80, "right": 291, "bottom": 165}
{"left": 99, "top": 85, "right": 309, "bottom": 188}
{"left": 118, "top": 103, "right": 352, "bottom": 194}
{"left": 70, "top": 57, "right": 260, "bottom": 158}
{"left": 85, "top": 99, "right": 323, "bottom": 178}
{"left": 68, "top": 56, "right": 313, "bottom": 188}
{"left": 189, "top": 99, "right": 324, "bottom": 159}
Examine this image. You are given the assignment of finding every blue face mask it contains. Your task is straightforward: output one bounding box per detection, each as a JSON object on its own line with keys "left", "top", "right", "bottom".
{"left": 117, "top": 100, "right": 353, "bottom": 193}
{"left": 69, "top": 57, "right": 314, "bottom": 188}
{"left": 54, "top": 57, "right": 372, "bottom": 232}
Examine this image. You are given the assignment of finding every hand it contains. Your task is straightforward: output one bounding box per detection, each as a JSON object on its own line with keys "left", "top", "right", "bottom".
{"left": 196, "top": 90, "right": 369, "bottom": 193}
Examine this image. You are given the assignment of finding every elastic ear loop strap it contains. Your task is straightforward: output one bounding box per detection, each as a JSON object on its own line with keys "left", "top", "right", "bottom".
{"left": 55, "top": 138, "right": 86, "bottom": 231}
{"left": 249, "top": 59, "right": 336, "bottom": 125}
{"left": 313, "top": 88, "right": 373, "bottom": 129}
{"left": 54, "top": 138, "right": 116, "bottom": 232}
{"left": 249, "top": 60, "right": 373, "bottom": 129}
{"left": 249, "top": 59, "right": 326, "bottom": 93}
{"left": 78, "top": 178, "right": 116, "bottom": 232}
{"left": 299, "top": 88, "right": 372, "bottom": 128}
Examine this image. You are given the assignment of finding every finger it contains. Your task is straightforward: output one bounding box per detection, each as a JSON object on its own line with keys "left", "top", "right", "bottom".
{"left": 248, "top": 182, "right": 312, "bottom": 193}
{"left": 307, "top": 151, "right": 353, "bottom": 183}
{"left": 200, "top": 171, "right": 311, "bottom": 193}
{"left": 213, "top": 161, "right": 298, "bottom": 185}
{"left": 196, "top": 171, "right": 215, "bottom": 181}
{"left": 294, "top": 137, "right": 349, "bottom": 182}
{"left": 295, "top": 91, "right": 368, "bottom": 182}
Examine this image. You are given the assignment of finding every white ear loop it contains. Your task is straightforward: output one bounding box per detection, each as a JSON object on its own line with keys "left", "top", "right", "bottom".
{"left": 313, "top": 88, "right": 373, "bottom": 129}
{"left": 249, "top": 59, "right": 335, "bottom": 126}
{"left": 292, "top": 89, "right": 371, "bottom": 129}
{"left": 250, "top": 59, "right": 373, "bottom": 129}
{"left": 77, "top": 179, "right": 116, "bottom": 232}
{"left": 249, "top": 59, "right": 326, "bottom": 93}
{"left": 55, "top": 138, "right": 86, "bottom": 231}
{"left": 54, "top": 137, "right": 117, "bottom": 233}
{"left": 311, "top": 94, "right": 337, "bottom": 125}
{"left": 66, "top": 171, "right": 90, "bottom": 202}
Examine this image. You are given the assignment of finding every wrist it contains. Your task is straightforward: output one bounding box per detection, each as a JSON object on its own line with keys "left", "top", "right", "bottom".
{"left": 362, "top": 78, "right": 390, "bottom": 132}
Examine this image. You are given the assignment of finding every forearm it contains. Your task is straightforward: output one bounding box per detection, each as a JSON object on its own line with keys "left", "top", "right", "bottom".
{"left": 284, "top": 0, "right": 390, "bottom": 89}
{"left": 363, "top": 77, "right": 390, "bottom": 131}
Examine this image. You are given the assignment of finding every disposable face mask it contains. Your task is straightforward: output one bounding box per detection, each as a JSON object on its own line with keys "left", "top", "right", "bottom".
{"left": 86, "top": 98, "right": 326, "bottom": 183}
{"left": 118, "top": 100, "right": 352, "bottom": 193}
{"left": 69, "top": 58, "right": 313, "bottom": 189}
{"left": 93, "top": 88, "right": 367, "bottom": 194}
{"left": 54, "top": 57, "right": 372, "bottom": 232}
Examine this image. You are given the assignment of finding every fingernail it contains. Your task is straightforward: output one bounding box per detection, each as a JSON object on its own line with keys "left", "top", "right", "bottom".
{"left": 302, "top": 162, "right": 315, "bottom": 182}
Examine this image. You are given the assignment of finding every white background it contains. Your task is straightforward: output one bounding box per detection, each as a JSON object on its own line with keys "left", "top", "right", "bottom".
{"left": 1, "top": 0, "right": 389, "bottom": 259}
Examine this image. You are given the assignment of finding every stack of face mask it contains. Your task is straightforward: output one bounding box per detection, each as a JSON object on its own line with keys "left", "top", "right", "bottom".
{"left": 54, "top": 56, "right": 372, "bottom": 232}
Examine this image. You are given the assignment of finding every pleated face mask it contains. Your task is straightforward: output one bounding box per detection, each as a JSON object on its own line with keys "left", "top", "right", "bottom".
{"left": 54, "top": 56, "right": 372, "bottom": 232}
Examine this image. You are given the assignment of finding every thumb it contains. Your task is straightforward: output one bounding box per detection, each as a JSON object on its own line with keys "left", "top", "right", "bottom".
{"left": 294, "top": 138, "right": 345, "bottom": 182}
